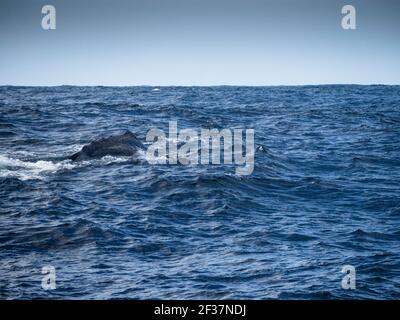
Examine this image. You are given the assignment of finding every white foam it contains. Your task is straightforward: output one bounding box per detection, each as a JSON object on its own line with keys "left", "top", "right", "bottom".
{"left": 136, "top": 149, "right": 148, "bottom": 162}
{"left": 0, "top": 149, "right": 148, "bottom": 181}
{"left": 69, "top": 144, "right": 85, "bottom": 153}
{"left": 88, "top": 155, "right": 134, "bottom": 166}
{"left": 0, "top": 155, "right": 75, "bottom": 181}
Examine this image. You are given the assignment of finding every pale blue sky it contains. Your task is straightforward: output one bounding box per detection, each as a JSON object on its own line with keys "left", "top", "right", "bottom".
{"left": 0, "top": 0, "right": 399, "bottom": 85}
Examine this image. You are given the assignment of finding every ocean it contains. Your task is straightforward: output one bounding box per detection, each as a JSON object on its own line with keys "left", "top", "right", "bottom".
{"left": 0, "top": 85, "right": 399, "bottom": 299}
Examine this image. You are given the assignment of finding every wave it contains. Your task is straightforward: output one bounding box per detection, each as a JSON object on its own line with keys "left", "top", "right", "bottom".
{"left": 0, "top": 155, "right": 75, "bottom": 181}
{"left": 0, "top": 149, "right": 148, "bottom": 181}
{"left": 2, "top": 85, "right": 400, "bottom": 299}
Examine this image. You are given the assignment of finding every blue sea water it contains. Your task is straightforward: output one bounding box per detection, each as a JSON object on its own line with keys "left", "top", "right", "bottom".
{"left": 0, "top": 85, "right": 399, "bottom": 299}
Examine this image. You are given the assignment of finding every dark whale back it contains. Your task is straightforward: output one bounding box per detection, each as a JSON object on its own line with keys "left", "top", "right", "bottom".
{"left": 69, "top": 130, "right": 145, "bottom": 161}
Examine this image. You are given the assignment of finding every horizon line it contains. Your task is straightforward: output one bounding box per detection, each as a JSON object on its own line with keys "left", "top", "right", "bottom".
{"left": 1, "top": 83, "right": 400, "bottom": 88}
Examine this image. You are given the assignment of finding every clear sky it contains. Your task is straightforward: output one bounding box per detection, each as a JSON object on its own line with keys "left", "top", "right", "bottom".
{"left": 0, "top": 0, "right": 399, "bottom": 86}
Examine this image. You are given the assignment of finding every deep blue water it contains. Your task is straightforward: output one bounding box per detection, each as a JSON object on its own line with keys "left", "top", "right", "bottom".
{"left": 0, "top": 85, "right": 399, "bottom": 299}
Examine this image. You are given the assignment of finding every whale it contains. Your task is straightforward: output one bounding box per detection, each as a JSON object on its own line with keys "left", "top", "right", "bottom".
{"left": 69, "top": 130, "right": 145, "bottom": 161}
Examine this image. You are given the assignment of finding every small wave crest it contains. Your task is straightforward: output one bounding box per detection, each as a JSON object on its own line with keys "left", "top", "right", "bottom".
{"left": 0, "top": 155, "right": 75, "bottom": 181}
{"left": 0, "top": 150, "right": 148, "bottom": 181}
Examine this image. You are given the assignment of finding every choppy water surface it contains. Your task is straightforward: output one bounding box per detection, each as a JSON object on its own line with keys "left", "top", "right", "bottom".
{"left": 1, "top": 85, "right": 399, "bottom": 299}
